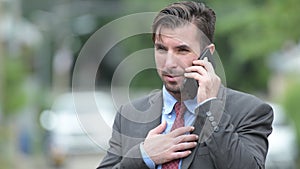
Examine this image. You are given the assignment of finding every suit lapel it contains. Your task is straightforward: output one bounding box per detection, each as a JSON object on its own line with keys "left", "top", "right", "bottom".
{"left": 181, "top": 86, "right": 226, "bottom": 169}
{"left": 181, "top": 143, "right": 198, "bottom": 169}
{"left": 143, "top": 90, "right": 163, "bottom": 131}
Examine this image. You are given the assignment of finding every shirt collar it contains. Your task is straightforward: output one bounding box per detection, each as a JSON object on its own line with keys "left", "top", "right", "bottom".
{"left": 162, "top": 86, "right": 198, "bottom": 115}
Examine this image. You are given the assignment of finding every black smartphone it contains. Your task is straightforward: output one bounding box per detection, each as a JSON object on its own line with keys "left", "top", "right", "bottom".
{"left": 181, "top": 48, "right": 212, "bottom": 99}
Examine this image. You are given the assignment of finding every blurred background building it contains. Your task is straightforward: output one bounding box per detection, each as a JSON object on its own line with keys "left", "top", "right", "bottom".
{"left": 0, "top": 0, "right": 299, "bottom": 169}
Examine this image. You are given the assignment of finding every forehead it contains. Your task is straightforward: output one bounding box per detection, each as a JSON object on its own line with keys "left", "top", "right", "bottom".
{"left": 155, "top": 24, "right": 201, "bottom": 48}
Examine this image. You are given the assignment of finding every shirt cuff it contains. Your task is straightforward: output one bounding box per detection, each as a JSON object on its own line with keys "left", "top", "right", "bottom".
{"left": 140, "top": 142, "right": 156, "bottom": 169}
{"left": 196, "top": 97, "right": 217, "bottom": 108}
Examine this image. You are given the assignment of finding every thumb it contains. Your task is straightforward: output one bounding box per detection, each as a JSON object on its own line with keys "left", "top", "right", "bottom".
{"left": 148, "top": 121, "right": 167, "bottom": 136}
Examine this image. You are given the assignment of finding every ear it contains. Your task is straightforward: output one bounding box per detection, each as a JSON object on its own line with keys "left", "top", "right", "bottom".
{"left": 206, "top": 44, "right": 216, "bottom": 69}
{"left": 207, "top": 43, "right": 215, "bottom": 54}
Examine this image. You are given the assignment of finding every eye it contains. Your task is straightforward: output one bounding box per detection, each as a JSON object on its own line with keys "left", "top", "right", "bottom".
{"left": 177, "top": 47, "right": 190, "bottom": 54}
{"left": 178, "top": 48, "right": 189, "bottom": 52}
{"left": 155, "top": 44, "right": 167, "bottom": 52}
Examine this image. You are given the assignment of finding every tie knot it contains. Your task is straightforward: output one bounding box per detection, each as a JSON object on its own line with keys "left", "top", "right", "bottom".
{"left": 174, "top": 102, "right": 186, "bottom": 117}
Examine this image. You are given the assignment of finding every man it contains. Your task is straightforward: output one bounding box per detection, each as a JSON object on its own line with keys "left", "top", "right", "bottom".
{"left": 97, "top": 1, "right": 273, "bottom": 169}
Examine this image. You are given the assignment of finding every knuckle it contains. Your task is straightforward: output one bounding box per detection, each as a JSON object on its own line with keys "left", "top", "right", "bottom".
{"left": 148, "top": 129, "right": 154, "bottom": 134}
{"left": 176, "top": 135, "right": 185, "bottom": 143}
{"left": 178, "top": 143, "right": 186, "bottom": 150}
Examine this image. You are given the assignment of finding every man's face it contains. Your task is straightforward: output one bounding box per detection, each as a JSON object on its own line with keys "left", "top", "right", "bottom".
{"left": 154, "top": 24, "right": 201, "bottom": 94}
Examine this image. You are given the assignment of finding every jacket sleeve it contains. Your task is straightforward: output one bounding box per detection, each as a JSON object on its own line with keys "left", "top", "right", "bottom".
{"left": 96, "top": 106, "right": 149, "bottom": 169}
{"left": 194, "top": 97, "right": 273, "bottom": 169}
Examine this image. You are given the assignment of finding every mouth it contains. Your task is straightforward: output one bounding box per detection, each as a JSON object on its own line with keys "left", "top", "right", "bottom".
{"left": 160, "top": 68, "right": 185, "bottom": 82}
{"left": 163, "top": 74, "right": 183, "bottom": 83}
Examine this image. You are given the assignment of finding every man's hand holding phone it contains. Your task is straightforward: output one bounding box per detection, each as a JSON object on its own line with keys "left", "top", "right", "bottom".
{"left": 183, "top": 48, "right": 221, "bottom": 103}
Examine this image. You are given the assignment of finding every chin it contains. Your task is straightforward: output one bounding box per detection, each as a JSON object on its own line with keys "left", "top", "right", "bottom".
{"left": 165, "top": 83, "right": 181, "bottom": 94}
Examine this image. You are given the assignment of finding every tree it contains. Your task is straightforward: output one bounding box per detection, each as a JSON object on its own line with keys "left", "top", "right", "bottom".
{"left": 210, "top": 0, "right": 300, "bottom": 93}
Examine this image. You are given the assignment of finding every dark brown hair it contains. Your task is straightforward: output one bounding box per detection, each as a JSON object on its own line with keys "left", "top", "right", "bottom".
{"left": 152, "top": 1, "right": 216, "bottom": 46}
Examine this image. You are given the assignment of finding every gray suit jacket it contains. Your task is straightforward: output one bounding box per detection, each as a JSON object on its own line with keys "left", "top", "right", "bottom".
{"left": 97, "top": 86, "right": 273, "bottom": 169}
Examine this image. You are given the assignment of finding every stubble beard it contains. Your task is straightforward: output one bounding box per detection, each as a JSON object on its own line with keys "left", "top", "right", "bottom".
{"left": 159, "top": 68, "right": 185, "bottom": 98}
{"left": 164, "top": 81, "right": 182, "bottom": 95}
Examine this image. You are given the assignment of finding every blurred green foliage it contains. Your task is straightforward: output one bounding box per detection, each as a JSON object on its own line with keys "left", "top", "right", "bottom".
{"left": 0, "top": 126, "right": 12, "bottom": 169}
{"left": 211, "top": 0, "right": 300, "bottom": 92}
{"left": 2, "top": 56, "right": 27, "bottom": 117}
{"left": 0, "top": 0, "right": 297, "bottom": 116}
{"left": 282, "top": 77, "right": 300, "bottom": 144}
{"left": 5, "top": 0, "right": 300, "bottom": 110}
{"left": 103, "top": 0, "right": 300, "bottom": 93}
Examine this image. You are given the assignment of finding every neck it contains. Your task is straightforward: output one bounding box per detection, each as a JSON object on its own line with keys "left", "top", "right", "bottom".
{"left": 168, "top": 90, "right": 182, "bottom": 102}
{"left": 174, "top": 93, "right": 182, "bottom": 102}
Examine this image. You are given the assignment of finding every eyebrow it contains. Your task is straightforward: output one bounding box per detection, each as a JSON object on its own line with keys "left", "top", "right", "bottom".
{"left": 154, "top": 43, "right": 167, "bottom": 49}
{"left": 176, "top": 45, "right": 191, "bottom": 50}
{"left": 154, "top": 43, "right": 191, "bottom": 49}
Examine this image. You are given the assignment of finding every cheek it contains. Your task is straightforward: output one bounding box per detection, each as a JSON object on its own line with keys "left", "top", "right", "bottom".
{"left": 180, "top": 57, "right": 194, "bottom": 68}
{"left": 154, "top": 53, "right": 165, "bottom": 69}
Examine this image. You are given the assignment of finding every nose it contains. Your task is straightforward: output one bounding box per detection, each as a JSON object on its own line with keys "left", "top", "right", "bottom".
{"left": 165, "top": 52, "right": 178, "bottom": 68}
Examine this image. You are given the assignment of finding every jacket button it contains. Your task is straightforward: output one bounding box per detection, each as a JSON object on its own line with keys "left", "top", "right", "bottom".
{"left": 211, "top": 121, "right": 217, "bottom": 127}
{"left": 214, "top": 126, "right": 219, "bottom": 132}
{"left": 206, "top": 111, "right": 212, "bottom": 117}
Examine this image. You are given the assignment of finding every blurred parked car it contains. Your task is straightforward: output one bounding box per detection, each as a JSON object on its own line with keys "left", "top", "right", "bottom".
{"left": 40, "top": 91, "right": 116, "bottom": 167}
{"left": 266, "top": 103, "right": 298, "bottom": 169}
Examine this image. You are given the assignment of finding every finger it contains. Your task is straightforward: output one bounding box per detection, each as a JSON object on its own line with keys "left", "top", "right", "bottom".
{"left": 203, "top": 57, "right": 216, "bottom": 73}
{"left": 169, "top": 150, "right": 192, "bottom": 160}
{"left": 184, "top": 71, "right": 204, "bottom": 81}
{"left": 173, "top": 142, "right": 198, "bottom": 152}
{"left": 185, "top": 65, "right": 207, "bottom": 76}
{"left": 185, "top": 69, "right": 213, "bottom": 85}
{"left": 148, "top": 121, "right": 167, "bottom": 135}
{"left": 192, "top": 58, "right": 215, "bottom": 73}
{"left": 170, "top": 126, "right": 194, "bottom": 137}
{"left": 192, "top": 59, "right": 206, "bottom": 67}
{"left": 174, "top": 134, "right": 198, "bottom": 143}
